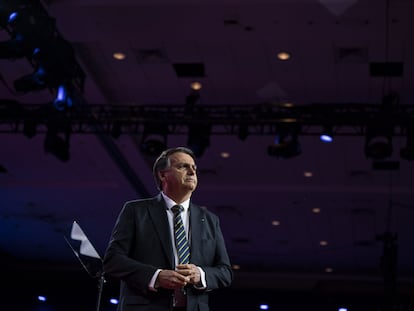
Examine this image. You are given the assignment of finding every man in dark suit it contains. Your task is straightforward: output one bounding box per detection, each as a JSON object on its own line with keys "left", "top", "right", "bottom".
{"left": 103, "top": 146, "right": 233, "bottom": 311}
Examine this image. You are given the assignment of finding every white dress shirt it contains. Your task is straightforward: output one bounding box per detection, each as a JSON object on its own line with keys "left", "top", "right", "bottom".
{"left": 148, "top": 193, "right": 206, "bottom": 293}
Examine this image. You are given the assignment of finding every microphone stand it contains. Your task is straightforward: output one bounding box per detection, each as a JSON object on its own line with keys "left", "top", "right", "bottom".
{"left": 95, "top": 271, "right": 106, "bottom": 311}
{"left": 64, "top": 236, "right": 106, "bottom": 311}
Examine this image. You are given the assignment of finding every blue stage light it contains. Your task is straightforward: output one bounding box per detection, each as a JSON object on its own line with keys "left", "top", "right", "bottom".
{"left": 37, "top": 295, "right": 47, "bottom": 302}
{"left": 320, "top": 125, "right": 334, "bottom": 143}
{"left": 320, "top": 134, "right": 333, "bottom": 143}
{"left": 53, "top": 85, "right": 73, "bottom": 111}
{"left": 8, "top": 12, "right": 18, "bottom": 24}
{"left": 13, "top": 66, "right": 48, "bottom": 92}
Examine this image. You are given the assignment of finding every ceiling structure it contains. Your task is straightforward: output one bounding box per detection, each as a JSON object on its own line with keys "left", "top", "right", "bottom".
{"left": 1, "top": 0, "right": 414, "bottom": 308}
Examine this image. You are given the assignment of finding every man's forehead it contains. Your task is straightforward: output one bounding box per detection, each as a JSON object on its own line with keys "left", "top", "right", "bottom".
{"left": 170, "top": 152, "right": 194, "bottom": 163}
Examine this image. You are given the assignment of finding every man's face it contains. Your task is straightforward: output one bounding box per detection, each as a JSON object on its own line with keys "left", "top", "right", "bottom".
{"left": 162, "top": 152, "right": 198, "bottom": 194}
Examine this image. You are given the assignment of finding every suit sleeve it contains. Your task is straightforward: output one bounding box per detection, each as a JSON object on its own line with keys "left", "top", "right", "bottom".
{"left": 103, "top": 202, "right": 157, "bottom": 294}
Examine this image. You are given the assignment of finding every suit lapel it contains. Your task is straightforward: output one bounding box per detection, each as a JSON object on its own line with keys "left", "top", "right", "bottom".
{"left": 148, "top": 195, "right": 174, "bottom": 268}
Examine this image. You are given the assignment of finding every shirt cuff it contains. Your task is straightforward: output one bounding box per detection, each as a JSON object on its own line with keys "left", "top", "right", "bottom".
{"left": 148, "top": 269, "right": 162, "bottom": 291}
{"left": 194, "top": 266, "right": 207, "bottom": 289}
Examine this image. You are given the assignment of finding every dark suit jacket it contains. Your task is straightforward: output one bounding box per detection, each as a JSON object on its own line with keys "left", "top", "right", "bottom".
{"left": 103, "top": 194, "right": 233, "bottom": 311}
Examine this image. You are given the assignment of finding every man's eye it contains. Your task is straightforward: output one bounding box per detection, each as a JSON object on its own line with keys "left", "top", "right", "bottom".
{"left": 176, "top": 164, "right": 197, "bottom": 170}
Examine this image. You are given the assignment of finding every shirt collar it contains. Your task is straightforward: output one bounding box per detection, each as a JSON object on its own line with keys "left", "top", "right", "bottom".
{"left": 161, "top": 192, "right": 190, "bottom": 211}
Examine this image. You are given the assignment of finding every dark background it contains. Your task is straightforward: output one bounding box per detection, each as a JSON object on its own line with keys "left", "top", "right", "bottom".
{"left": 1, "top": 0, "right": 414, "bottom": 310}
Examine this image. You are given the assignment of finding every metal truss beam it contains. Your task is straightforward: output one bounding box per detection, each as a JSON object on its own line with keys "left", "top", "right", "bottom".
{"left": 1, "top": 101, "right": 414, "bottom": 136}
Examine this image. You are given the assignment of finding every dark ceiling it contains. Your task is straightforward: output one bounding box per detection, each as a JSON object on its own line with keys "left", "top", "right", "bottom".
{"left": 1, "top": 0, "right": 414, "bottom": 307}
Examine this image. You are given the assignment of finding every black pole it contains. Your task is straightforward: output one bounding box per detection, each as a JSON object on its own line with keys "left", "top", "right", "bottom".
{"left": 96, "top": 272, "right": 106, "bottom": 311}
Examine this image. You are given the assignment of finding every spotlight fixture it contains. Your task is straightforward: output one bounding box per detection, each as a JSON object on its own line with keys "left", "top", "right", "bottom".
{"left": 320, "top": 125, "right": 334, "bottom": 143}
{"left": 0, "top": 11, "right": 28, "bottom": 59}
{"left": 187, "top": 123, "right": 211, "bottom": 158}
{"left": 1, "top": 6, "right": 55, "bottom": 59}
{"left": 267, "top": 139, "right": 301, "bottom": 158}
{"left": 13, "top": 65, "right": 48, "bottom": 93}
{"left": 140, "top": 123, "right": 168, "bottom": 157}
{"left": 140, "top": 138, "right": 167, "bottom": 157}
{"left": 184, "top": 92, "right": 200, "bottom": 116}
{"left": 185, "top": 99, "right": 210, "bottom": 157}
{"left": 237, "top": 123, "right": 249, "bottom": 141}
{"left": 8, "top": 11, "right": 18, "bottom": 24}
{"left": 364, "top": 123, "right": 393, "bottom": 159}
{"left": 268, "top": 124, "right": 301, "bottom": 158}
{"left": 43, "top": 114, "right": 72, "bottom": 161}
{"left": 44, "top": 128, "right": 70, "bottom": 162}
{"left": 53, "top": 85, "right": 73, "bottom": 111}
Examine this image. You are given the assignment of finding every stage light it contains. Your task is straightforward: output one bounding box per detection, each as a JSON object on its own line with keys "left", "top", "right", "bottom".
{"left": 237, "top": 124, "right": 249, "bottom": 141}
{"left": 364, "top": 124, "right": 393, "bottom": 159}
{"left": 44, "top": 132, "right": 70, "bottom": 162}
{"left": 187, "top": 123, "right": 211, "bottom": 158}
{"left": 320, "top": 134, "right": 333, "bottom": 143}
{"left": 140, "top": 123, "right": 168, "bottom": 157}
{"left": 400, "top": 127, "right": 414, "bottom": 161}
{"left": 109, "top": 298, "right": 119, "bottom": 305}
{"left": 267, "top": 125, "right": 301, "bottom": 158}
{"left": 320, "top": 125, "right": 333, "bottom": 143}
{"left": 0, "top": 10, "right": 19, "bottom": 28}
{"left": 365, "top": 136, "right": 392, "bottom": 159}
{"left": 0, "top": 8, "right": 44, "bottom": 60}
{"left": 267, "top": 139, "right": 301, "bottom": 158}
{"left": 53, "top": 85, "right": 73, "bottom": 111}
{"left": 2, "top": 0, "right": 86, "bottom": 105}
{"left": 44, "top": 122, "right": 71, "bottom": 162}
{"left": 140, "top": 137, "right": 167, "bottom": 157}
{"left": 37, "top": 295, "right": 46, "bottom": 302}
{"left": 8, "top": 11, "right": 18, "bottom": 24}
{"left": 13, "top": 65, "right": 48, "bottom": 93}
{"left": 0, "top": 11, "right": 25, "bottom": 59}
{"left": 185, "top": 99, "right": 210, "bottom": 157}
{"left": 184, "top": 92, "right": 200, "bottom": 116}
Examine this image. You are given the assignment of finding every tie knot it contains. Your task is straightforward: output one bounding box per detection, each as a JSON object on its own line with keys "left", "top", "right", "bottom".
{"left": 171, "top": 205, "right": 184, "bottom": 215}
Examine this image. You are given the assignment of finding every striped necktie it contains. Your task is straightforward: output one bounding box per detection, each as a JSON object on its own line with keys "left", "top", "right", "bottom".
{"left": 171, "top": 205, "right": 190, "bottom": 264}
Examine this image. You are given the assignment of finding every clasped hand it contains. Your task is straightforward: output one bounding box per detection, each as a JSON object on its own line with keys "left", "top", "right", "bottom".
{"left": 156, "top": 264, "right": 201, "bottom": 289}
